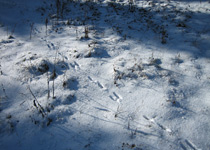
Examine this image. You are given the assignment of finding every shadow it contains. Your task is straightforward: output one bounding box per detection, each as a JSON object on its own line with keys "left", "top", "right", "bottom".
{"left": 54, "top": 60, "right": 69, "bottom": 75}
{"left": 63, "top": 77, "right": 79, "bottom": 90}
{"left": 168, "top": 78, "right": 179, "bottom": 87}
{"left": 88, "top": 47, "right": 111, "bottom": 58}
{"left": 0, "top": 0, "right": 209, "bottom": 58}
{"left": 0, "top": 0, "right": 48, "bottom": 36}
{"left": 38, "top": 94, "right": 78, "bottom": 125}
{"left": 27, "top": 59, "right": 70, "bottom": 81}
{"left": 164, "top": 84, "right": 198, "bottom": 121}
{"left": 28, "top": 59, "right": 53, "bottom": 76}
{"left": 49, "top": 93, "right": 77, "bottom": 107}
{"left": 0, "top": 76, "right": 26, "bottom": 112}
{"left": 0, "top": 1, "right": 210, "bottom": 148}
{"left": 94, "top": 107, "right": 109, "bottom": 112}
{"left": 172, "top": 0, "right": 209, "bottom": 2}
{"left": 63, "top": 94, "right": 77, "bottom": 105}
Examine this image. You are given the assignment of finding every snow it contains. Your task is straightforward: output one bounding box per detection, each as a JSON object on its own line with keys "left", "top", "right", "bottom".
{"left": 0, "top": 0, "right": 210, "bottom": 150}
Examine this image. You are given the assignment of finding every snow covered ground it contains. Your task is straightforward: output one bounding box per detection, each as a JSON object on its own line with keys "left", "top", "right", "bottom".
{"left": 0, "top": 0, "right": 210, "bottom": 149}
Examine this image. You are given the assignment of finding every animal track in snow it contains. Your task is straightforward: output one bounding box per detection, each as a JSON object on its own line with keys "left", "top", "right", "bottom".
{"left": 47, "top": 42, "right": 55, "bottom": 50}
{"left": 70, "top": 61, "right": 80, "bottom": 70}
{"left": 111, "top": 92, "right": 123, "bottom": 103}
{"left": 87, "top": 76, "right": 93, "bottom": 82}
{"left": 180, "top": 139, "right": 200, "bottom": 150}
{"left": 97, "top": 81, "right": 104, "bottom": 89}
{"left": 143, "top": 115, "right": 172, "bottom": 134}
{"left": 87, "top": 76, "right": 107, "bottom": 90}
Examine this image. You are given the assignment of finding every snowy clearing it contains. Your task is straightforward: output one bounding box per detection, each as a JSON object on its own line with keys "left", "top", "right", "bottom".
{"left": 0, "top": 0, "right": 210, "bottom": 150}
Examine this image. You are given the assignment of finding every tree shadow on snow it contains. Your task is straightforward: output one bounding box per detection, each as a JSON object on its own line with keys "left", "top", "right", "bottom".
{"left": 0, "top": 0, "right": 209, "bottom": 58}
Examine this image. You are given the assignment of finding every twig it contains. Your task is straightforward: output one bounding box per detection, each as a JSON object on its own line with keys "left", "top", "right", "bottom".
{"left": 11, "top": 24, "right": 17, "bottom": 37}
{"left": 52, "top": 50, "right": 59, "bottom": 99}
{"left": 52, "top": 69, "right": 56, "bottom": 99}
{"left": 47, "top": 72, "right": 50, "bottom": 99}
{"left": 56, "top": 0, "right": 61, "bottom": 21}
{"left": 45, "top": 18, "right": 48, "bottom": 36}
{"left": 0, "top": 63, "right": 2, "bottom": 75}
{"left": 28, "top": 86, "right": 46, "bottom": 117}
{"left": 1, "top": 84, "right": 7, "bottom": 98}
{"left": 30, "top": 23, "right": 34, "bottom": 40}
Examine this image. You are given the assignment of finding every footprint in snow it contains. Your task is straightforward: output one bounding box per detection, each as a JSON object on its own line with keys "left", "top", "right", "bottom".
{"left": 87, "top": 76, "right": 107, "bottom": 91}
{"left": 112, "top": 92, "right": 123, "bottom": 103}
{"left": 70, "top": 61, "right": 80, "bottom": 70}
{"left": 143, "top": 115, "right": 172, "bottom": 134}
{"left": 47, "top": 42, "right": 55, "bottom": 50}
{"left": 180, "top": 139, "right": 200, "bottom": 150}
